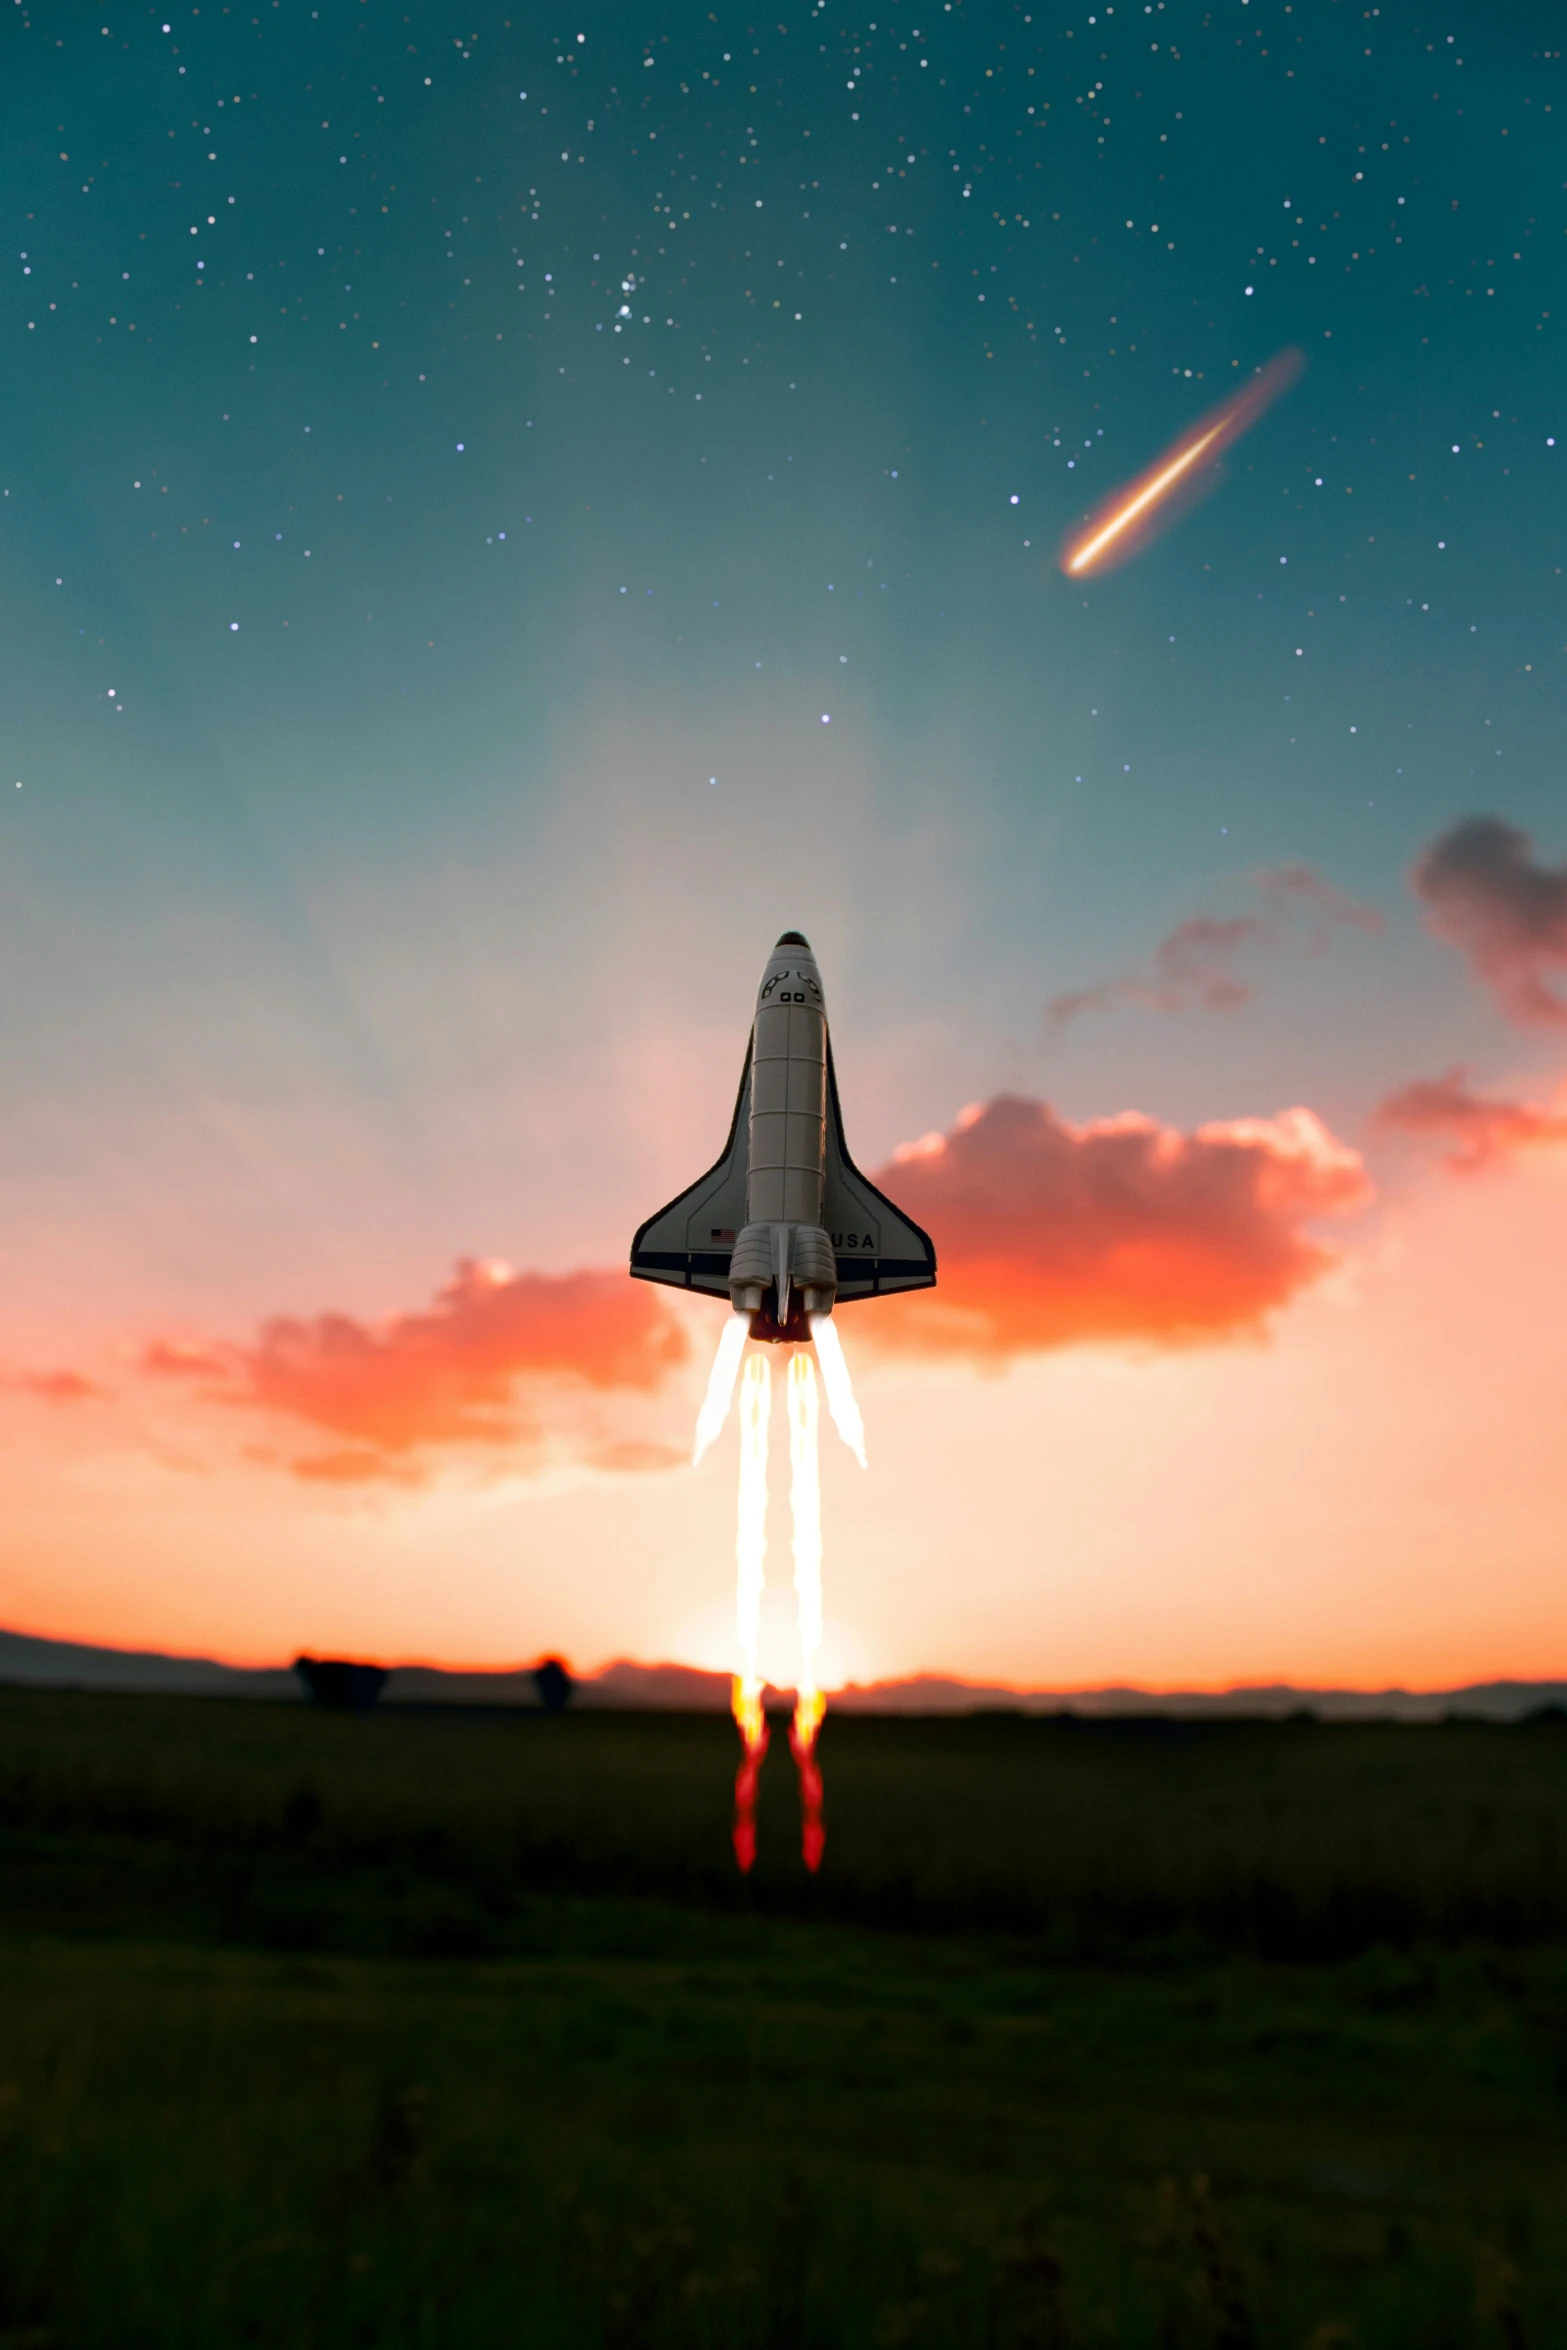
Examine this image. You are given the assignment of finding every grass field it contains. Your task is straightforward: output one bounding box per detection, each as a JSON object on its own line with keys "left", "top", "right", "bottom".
{"left": 2, "top": 1689, "right": 1566, "bottom": 2345}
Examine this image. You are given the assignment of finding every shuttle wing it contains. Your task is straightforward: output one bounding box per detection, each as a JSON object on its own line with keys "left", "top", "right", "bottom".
{"left": 628, "top": 1030, "right": 937, "bottom": 1307}
{"left": 823, "top": 1040, "right": 937, "bottom": 1301}
{"left": 628, "top": 1038, "right": 753, "bottom": 1297}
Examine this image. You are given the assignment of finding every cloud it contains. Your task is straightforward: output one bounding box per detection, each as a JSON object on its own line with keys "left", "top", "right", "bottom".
{"left": 864, "top": 1093, "right": 1369, "bottom": 1361}
{"left": 1412, "top": 816, "right": 1567, "bottom": 1027}
{"left": 1255, "top": 861, "right": 1386, "bottom": 950}
{"left": 288, "top": 1447, "right": 429, "bottom": 1487}
{"left": 1377, "top": 1068, "right": 1567, "bottom": 1172}
{"left": 141, "top": 1339, "right": 230, "bottom": 1380}
{"left": 6, "top": 1368, "right": 105, "bottom": 1404}
{"left": 1047, "top": 865, "right": 1381, "bottom": 1030}
{"left": 584, "top": 1438, "right": 690, "bottom": 1475}
{"left": 143, "top": 1258, "right": 689, "bottom": 1481}
{"left": 1048, "top": 915, "right": 1268, "bottom": 1026}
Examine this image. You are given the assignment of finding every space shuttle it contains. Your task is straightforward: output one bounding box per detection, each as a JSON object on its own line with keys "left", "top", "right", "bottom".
{"left": 630, "top": 932, "right": 937, "bottom": 1340}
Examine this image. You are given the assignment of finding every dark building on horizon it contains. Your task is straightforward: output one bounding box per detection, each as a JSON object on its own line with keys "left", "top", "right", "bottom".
{"left": 294, "top": 1656, "right": 389, "bottom": 1712}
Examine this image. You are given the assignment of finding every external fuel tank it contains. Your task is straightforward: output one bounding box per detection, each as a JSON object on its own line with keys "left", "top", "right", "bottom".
{"left": 746, "top": 935, "right": 827, "bottom": 1230}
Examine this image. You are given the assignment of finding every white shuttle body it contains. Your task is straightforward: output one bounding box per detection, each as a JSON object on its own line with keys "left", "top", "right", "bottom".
{"left": 630, "top": 932, "right": 937, "bottom": 1341}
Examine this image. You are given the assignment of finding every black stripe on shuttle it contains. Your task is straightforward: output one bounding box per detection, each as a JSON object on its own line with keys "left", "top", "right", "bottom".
{"left": 629, "top": 1248, "right": 933, "bottom": 1290}
{"left": 630, "top": 1251, "right": 731, "bottom": 1279}
{"left": 836, "top": 1258, "right": 932, "bottom": 1282}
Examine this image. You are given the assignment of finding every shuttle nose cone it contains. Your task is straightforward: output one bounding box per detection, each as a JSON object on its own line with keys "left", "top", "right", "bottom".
{"left": 775, "top": 930, "right": 811, "bottom": 949}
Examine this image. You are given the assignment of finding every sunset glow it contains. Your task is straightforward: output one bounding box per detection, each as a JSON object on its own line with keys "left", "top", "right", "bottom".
{"left": 5, "top": 2, "right": 1566, "bottom": 1729}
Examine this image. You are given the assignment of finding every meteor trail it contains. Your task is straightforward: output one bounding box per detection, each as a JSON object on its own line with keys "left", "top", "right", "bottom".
{"left": 1060, "top": 348, "right": 1304, "bottom": 579}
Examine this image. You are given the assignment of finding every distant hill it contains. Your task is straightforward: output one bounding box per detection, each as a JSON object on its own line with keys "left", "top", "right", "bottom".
{"left": 0, "top": 1628, "right": 296, "bottom": 1699}
{"left": 825, "top": 1673, "right": 1567, "bottom": 1723}
{"left": 1, "top": 1627, "right": 1564, "bottom": 1722}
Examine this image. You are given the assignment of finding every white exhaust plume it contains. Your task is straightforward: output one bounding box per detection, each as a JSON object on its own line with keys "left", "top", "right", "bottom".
{"left": 692, "top": 1310, "right": 749, "bottom": 1467}
{"left": 808, "top": 1312, "right": 867, "bottom": 1469}
{"left": 788, "top": 1347, "right": 828, "bottom": 1870}
{"left": 787, "top": 1350, "right": 824, "bottom": 1718}
{"left": 733, "top": 1347, "right": 771, "bottom": 1727}
{"left": 693, "top": 1314, "right": 870, "bottom": 1876}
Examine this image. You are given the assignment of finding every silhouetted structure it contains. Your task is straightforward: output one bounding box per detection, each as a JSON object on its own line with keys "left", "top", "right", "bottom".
{"left": 533, "top": 1658, "right": 574, "bottom": 1714}
{"left": 294, "top": 1656, "right": 389, "bottom": 1712}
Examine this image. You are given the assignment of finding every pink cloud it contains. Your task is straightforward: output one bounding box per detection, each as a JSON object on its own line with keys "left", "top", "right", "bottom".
{"left": 863, "top": 1093, "right": 1369, "bottom": 1361}
{"left": 1047, "top": 864, "right": 1381, "bottom": 1030}
{"left": 1254, "top": 861, "right": 1385, "bottom": 950}
{"left": 1412, "top": 816, "right": 1567, "bottom": 1027}
{"left": 1377, "top": 1068, "right": 1567, "bottom": 1172}
{"left": 1048, "top": 914, "right": 1269, "bottom": 1026}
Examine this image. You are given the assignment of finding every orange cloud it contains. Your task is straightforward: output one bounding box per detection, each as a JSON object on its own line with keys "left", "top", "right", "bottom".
{"left": 288, "top": 1448, "right": 428, "bottom": 1486}
{"left": 6, "top": 1369, "right": 105, "bottom": 1404}
{"left": 143, "top": 1258, "right": 688, "bottom": 1480}
{"left": 1413, "top": 816, "right": 1567, "bottom": 1027}
{"left": 1378, "top": 1068, "right": 1567, "bottom": 1173}
{"left": 141, "top": 1339, "right": 229, "bottom": 1380}
{"left": 862, "top": 1094, "right": 1369, "bottom": 1361}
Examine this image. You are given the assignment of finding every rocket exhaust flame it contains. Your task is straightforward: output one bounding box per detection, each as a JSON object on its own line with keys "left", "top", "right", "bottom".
{"left": 711, "top": 1331, "right": 864, "bottom": 1873}
{"left": 788, "top": 1352, "right": 823, "bottom": 1687}
{"left": 730, "top": 1348, "right": 771, "bottom": 1873}
{"left": 790, "top": 1699, "right": 826, "bottom": 1875}
{"left": 787, "top": 1351, "right": 827, "bottom": 1872}
{"left": 693, "top": 1310, "right": 749, "bottom": 1466}
{"left": 731, "top": 1693, "right": 769, "bottom": 1875}
{"left": 808, "top": 1312, "right": 867, "bottom": 1468}
{"left": 734, "top": 1350, "right": 770, "bottom": 1691}
{"left": 1059, "top": 348, "right": 1304, "bottom": 579}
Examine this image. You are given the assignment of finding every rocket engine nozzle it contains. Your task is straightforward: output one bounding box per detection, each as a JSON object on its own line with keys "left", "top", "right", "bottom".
{"left": 728, "top": 1223, "right": 774, "bottom": 1317}
{"left": 791, "top": 1223, "right": 836, "bottom": 1318}
{"left": 729, "top": 1222, "right": 837, "bottom": 1339}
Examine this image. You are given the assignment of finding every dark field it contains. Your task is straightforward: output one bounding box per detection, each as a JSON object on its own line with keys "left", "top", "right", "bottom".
{"left": 3, "top": 1691, "right": 1567, "bottom": 2345}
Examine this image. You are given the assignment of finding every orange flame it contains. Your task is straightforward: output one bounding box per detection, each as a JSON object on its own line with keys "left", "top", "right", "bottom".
{"left": 731, "top": 1674, "right": 769, "bottom": 1874}
{"left": 790, "top": 1684, "right": 827, "bottom": 1873}
{"left": 730, "top": 1351, "right": 772, "bottom": 1872}
{"left": 1059, "top": 348, "right": 1304, "bottom": 579}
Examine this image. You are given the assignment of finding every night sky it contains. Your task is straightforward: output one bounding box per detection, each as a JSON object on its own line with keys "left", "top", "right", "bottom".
{"left": 4, "top": 0, "right": 1566, "bottom": 1690}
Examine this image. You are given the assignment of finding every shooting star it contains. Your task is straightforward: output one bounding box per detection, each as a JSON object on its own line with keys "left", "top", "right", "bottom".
{"left": 632, "top": 931, "right": 938, "bottom": 1870}
{"left": 1060, "top": 348, "right": 1304, "bottom": 579}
